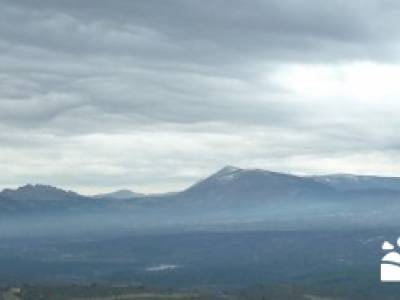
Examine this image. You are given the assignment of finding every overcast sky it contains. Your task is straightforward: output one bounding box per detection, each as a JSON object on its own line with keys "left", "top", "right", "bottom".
{"left": 1, "top": 0, "right": 400, "bottom": 194}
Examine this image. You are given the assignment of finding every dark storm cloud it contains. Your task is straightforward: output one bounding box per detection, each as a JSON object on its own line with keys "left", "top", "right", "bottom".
{"left": 1, "top": 0, "right": 400, "bottom": 192}
{"left": 2, "top": 0, "right": 400, "bottom": 64}
{"left": 1, "top": 0, "right": 399, "bottom": 120}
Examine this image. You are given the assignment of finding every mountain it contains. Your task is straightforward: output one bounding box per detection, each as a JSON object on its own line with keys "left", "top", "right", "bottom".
{"left": 1, "top": 184, "right": 83, "bottom": 202}
{"left": 179, "top": 166, "right": 336, "bottom": 203}
{"left": 0, "top": 184, "right": 137, "bottom": 214}
{"left": 129, "top": 166, "right": 400, "bottom": 230}
{"left": 2, "top": 167, "right": 400, "bottom": 232}
{"left": 94, "top": 189, "right": 145, "bottom": 199}
{"left": 311, "top": 174, "right": 400, "bottom": 191}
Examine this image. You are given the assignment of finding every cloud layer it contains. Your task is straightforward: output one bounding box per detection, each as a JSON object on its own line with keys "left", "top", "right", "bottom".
{"left": 1, "top": 0, "right": 400, "bottom": 193}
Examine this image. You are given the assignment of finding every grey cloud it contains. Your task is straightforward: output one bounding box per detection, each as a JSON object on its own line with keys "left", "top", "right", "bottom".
{"left": 2, "top": 0, "right": 400, "bottom": 64}
{"left": 1, "top": 0, "right": 400, "bottom": 192}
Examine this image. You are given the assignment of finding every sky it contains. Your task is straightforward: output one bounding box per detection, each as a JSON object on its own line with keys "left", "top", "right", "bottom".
{"left": 1, "top": 0, "right": 400, "bottom": 194}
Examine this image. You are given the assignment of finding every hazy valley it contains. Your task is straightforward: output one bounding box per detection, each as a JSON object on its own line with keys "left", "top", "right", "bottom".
{"left": 1, "top": 167, "right": 400, "bottom": 299}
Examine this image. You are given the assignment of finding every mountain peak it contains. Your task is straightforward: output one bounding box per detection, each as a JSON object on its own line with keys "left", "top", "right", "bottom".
{"left": 216, "top": 166, "right": 241, "bottom": 175}
{"left": 210, "top": 166, "right": 243, "bottom": 181}
{"left": 1, "top": 184, "right": 81, "bottom": 201}
{"left": 94, "top": 189, "right": 144, "bottom": 199}
{"left": 17, "top": 184, "right": 65, "bottom": 192}
{"left": 2, "top": 184, "right": 66, "bottom": 193}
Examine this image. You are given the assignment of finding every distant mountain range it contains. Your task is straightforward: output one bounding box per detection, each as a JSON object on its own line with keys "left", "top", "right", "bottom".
{"left": 2, "top": 166, "right": 400, "bottom": 233}
{"left": 4, "top": 166, "right": 400, "bottom": 202}
{"left": 311, "top": 173, "right": 400, "bottom": 191}
{"left": 93, "top": 189, "right": 145, "bottom": 199}
{"left": 1, "top": 184, "right": 83, "bottom": 202}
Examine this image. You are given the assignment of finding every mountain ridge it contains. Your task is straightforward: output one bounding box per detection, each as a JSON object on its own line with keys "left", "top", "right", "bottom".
{"left": 2, "top": 166, "right": 400, "bottom": 231}
{"left": 4, "top": 166, "right": 400, "bottom": 200}
{"left": 93, "top": 189, "right": 145, "bottom": 200}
